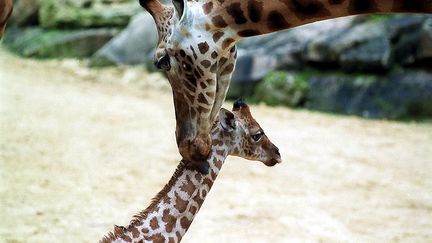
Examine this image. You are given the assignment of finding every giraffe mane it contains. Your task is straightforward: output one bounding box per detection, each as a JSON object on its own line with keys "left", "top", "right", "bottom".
{"left": 100, "top": 121, "right": 224, "bottom": 243}
{"left": 129, "top": 160, "right": 188, "bottom": 225}
{"left": 99, "top": 160, "right": 189, "bottom": 243}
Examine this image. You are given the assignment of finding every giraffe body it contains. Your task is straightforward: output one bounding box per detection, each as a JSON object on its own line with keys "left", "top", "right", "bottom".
{"left": 100, "top": 101, "right": 281, "bottom": 243}
{"left": 140, "top": 0, "right": 432, "bottom": 164}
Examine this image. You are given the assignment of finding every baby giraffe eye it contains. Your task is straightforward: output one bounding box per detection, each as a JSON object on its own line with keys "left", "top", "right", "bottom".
{"left": 252, "top": 131, "right": 264, "bottom": 142}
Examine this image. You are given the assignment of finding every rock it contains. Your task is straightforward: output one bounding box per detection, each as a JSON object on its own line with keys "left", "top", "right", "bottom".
{"left": 339, "top": 36, "right": 392, "bottom": 72}
{"left": 233, "top": 17, "right": 356, "bottom": 82}
{"left": 253, "top": 71, "right": 309, "bottom": 107}
{"left": 417, "top": 18, "right": 432, "bottom": 61}
{"left": 3, "top": 27, "right": 119, "bottom": 58}
{"left": 386, "top": 15, "right": 426, "bottom": 40}
{"left": 89, "top": 12, "right": 158, "bottom": 67}
{"left": 39, "top": 0, "right": 140, "bottom": 29}
{"left": 9, "top": 0, "right": 40, "bottom": 26}
{"left": 231, "top": 52, "right": 277, "bottom": 83}
{"left": 306, "top": 71, "right": 432, "bottom": 119}
{"left": 304, "top": 21, "right": 387, "bottom": 66}
{"left": 388, "top": 15, "right": 428, "bottom": 65}
{"left": 306, "top": 74, "right": 380, "bottom": 117}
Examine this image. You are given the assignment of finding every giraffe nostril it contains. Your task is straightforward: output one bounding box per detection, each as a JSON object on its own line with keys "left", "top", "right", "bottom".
{"left": 274, "top": 146, "right": 280, "bottom": 156}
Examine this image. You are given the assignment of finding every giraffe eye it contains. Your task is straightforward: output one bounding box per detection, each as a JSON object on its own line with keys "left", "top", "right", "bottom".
{"left": 155, "top": 53, "right": 171, "bottom": 71}
{"left": 252, "top": 131, "right": 264, "bottom": 142}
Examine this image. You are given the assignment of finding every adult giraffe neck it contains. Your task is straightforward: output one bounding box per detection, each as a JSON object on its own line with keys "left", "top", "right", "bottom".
{"left": 100, "top": 125, "right": 230, "bottom": 243}
{"left": 205, "top": 0, "right": 432, "bottom": 39}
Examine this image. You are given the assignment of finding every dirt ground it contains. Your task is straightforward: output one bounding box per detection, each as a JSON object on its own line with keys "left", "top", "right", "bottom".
{"left": 1, "top": 48, "right": 431, "bottom": 243}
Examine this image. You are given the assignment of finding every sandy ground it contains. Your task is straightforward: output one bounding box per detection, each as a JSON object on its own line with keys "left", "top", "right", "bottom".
{"left": 1, "top": 48, "right": 432, "bottom": 243}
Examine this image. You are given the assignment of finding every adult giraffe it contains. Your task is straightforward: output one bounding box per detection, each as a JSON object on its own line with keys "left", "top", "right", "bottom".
{"left": 139, "top": 0, "right": 432, "bottom": 170}
{"left": 0, "top": 0, "right": 13, "bottom": 39}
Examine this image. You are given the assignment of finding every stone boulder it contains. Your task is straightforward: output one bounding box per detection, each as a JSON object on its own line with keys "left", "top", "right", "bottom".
{"left": 233, "top": 17, "right": 356, "bottom": 82}
{"left": 9, "top": 0, "right": 40, "bottom": 26}
{"left": 339, "top": 36, "right": 392, "bottom": 72}
{"left": 387, "top": 15, "right": 429, "bottom": 66}
{"left": 39, "top": 0, "right": 140, "bottom": 29}
{"left": 3, "top": 27, "right": 119, "bottom": 58}
{"left": 306, "top": 71, "right": 432, "bottom": 119}
{"left": 305, "top": 21, "right": 394, "bottom": 71}
{"left": 417, "top": 18, "right": 432, "bottom": 61}
{"left": 89, "top": 12, "right": 158, "bottom": 67}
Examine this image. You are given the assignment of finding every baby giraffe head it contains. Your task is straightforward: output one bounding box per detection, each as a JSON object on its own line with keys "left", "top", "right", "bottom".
{"left": 216, "top": 100, "right": 282, "bottom": 167}
{"left": 139, "top": 0, "right": 235, "bottom": 164}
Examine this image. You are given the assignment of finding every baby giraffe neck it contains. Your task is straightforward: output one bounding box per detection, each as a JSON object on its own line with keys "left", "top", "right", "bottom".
{"left": 101, "top": 127, "right": 230, "bottom": 243}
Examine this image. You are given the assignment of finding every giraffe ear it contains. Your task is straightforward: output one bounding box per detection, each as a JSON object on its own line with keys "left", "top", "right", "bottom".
{"left": 172, "top": 0, "right": 187, "bottom": 21}
{"left": 219, "top": 108, "right": 236, "bottom": 132}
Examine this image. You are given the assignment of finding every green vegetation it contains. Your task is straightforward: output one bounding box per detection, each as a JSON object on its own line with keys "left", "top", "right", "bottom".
{"left": 253, "top": 71, "right": 309, "bottom": 107}
{"left": 3, "top": 27, "right": 119, "bottom": 58}
{"left": 39, "top": 0, "right": 138, "bottom": 29}
{"left": 365, "top": 14, "right": 397, "bottom": 22}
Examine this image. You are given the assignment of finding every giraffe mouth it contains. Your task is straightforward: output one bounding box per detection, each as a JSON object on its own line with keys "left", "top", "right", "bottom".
{"left": 265, "top": 158, "right": 282, "bottom": 167}
{"left": 178, "top": 135, "right": 212, "bottom": 164}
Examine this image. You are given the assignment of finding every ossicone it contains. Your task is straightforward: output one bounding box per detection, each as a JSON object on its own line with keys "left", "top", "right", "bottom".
{"left": 233, "top": 98, "right": 248, "bottom": 110}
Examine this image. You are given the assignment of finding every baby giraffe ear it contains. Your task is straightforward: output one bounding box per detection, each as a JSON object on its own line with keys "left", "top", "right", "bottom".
{"left": 219, "top": 108, "right": 236, "bottom": 132}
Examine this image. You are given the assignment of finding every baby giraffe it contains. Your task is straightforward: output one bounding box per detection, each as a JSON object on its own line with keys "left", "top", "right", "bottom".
{"left": 100, "top": 100, "right": 281, "bottom": 243}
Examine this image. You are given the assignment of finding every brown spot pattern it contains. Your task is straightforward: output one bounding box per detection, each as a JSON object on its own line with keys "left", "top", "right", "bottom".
{"left": 222, "top": 38, "right": 235, "bottom": 50}
{"left": 198, "top": 93, "right": 210, "bottom": 105}
{"left": 348, "top": 0, "right": 378, "bottom": 13}
{"left": 267, "top": 10, "right": 290, "bottom": 31}
{"left": 248, "top": 0, "right": 264, "bottom": 22}
{"left": 279, "top": 0, "right": 331, "bottom": 20}
{"left": 226, "top": 2, "right": 247, "bottom": 24}
{"left": 121, "top": 235, "right": 132, "bottom": 242}
{"left": 211, "top": 51, "right": 218, "bottom": 59}
{"left": 238, "top": 29, "right": 261, "bottom": 37}
{"left": 201, "top": 60, "right": 211, "bottom": 68}
{"left": 212, "top": 15, "right": 228, "bottom": 28}
{"left": 131, "top": 227, "right": 140, "bottom": 238}
{"left": 180, "top": 216, "right": 192, "bottom": 229}
{"left": 150, "top": 233, "right": 165, "bottom": 243}
{"left": 221, "top": 63, "right": 235, "bottom": 76}
{"left": 162, "top": 209, "right": 176, "bottom": 233}
{"left": 190, "top": 205, "right": 198, "bottom": 214}
{"left": 175, "top": 192, "right": 188, "bottom": 213}
{"left": 198, "top": 42, "right": 210, "bottom": 54}
{"left": 150, "top": 217, "right": 159, "bottom": 230}
{"left": 213, "top": 31, "right": 224, "bottom": 43}
{"left": 203, "top": 2, "right": 213, "bottom": 14}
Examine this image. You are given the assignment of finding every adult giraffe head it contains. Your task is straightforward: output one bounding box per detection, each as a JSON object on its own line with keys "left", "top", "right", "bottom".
{"left": 139, "top": 0, "right": 432, "bottom": 166}
{"left": 139, "top": 0, "right": 238, "bottom": 165}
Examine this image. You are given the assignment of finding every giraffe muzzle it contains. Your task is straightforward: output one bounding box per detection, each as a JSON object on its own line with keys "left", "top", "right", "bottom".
{"left": 178, "top": 134, "right": 212, "bottom": 165}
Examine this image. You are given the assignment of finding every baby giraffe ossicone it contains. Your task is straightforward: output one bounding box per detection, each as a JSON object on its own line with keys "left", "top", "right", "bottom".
{"left": 100, "top": 100, "right": 281, "bottom": 243}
